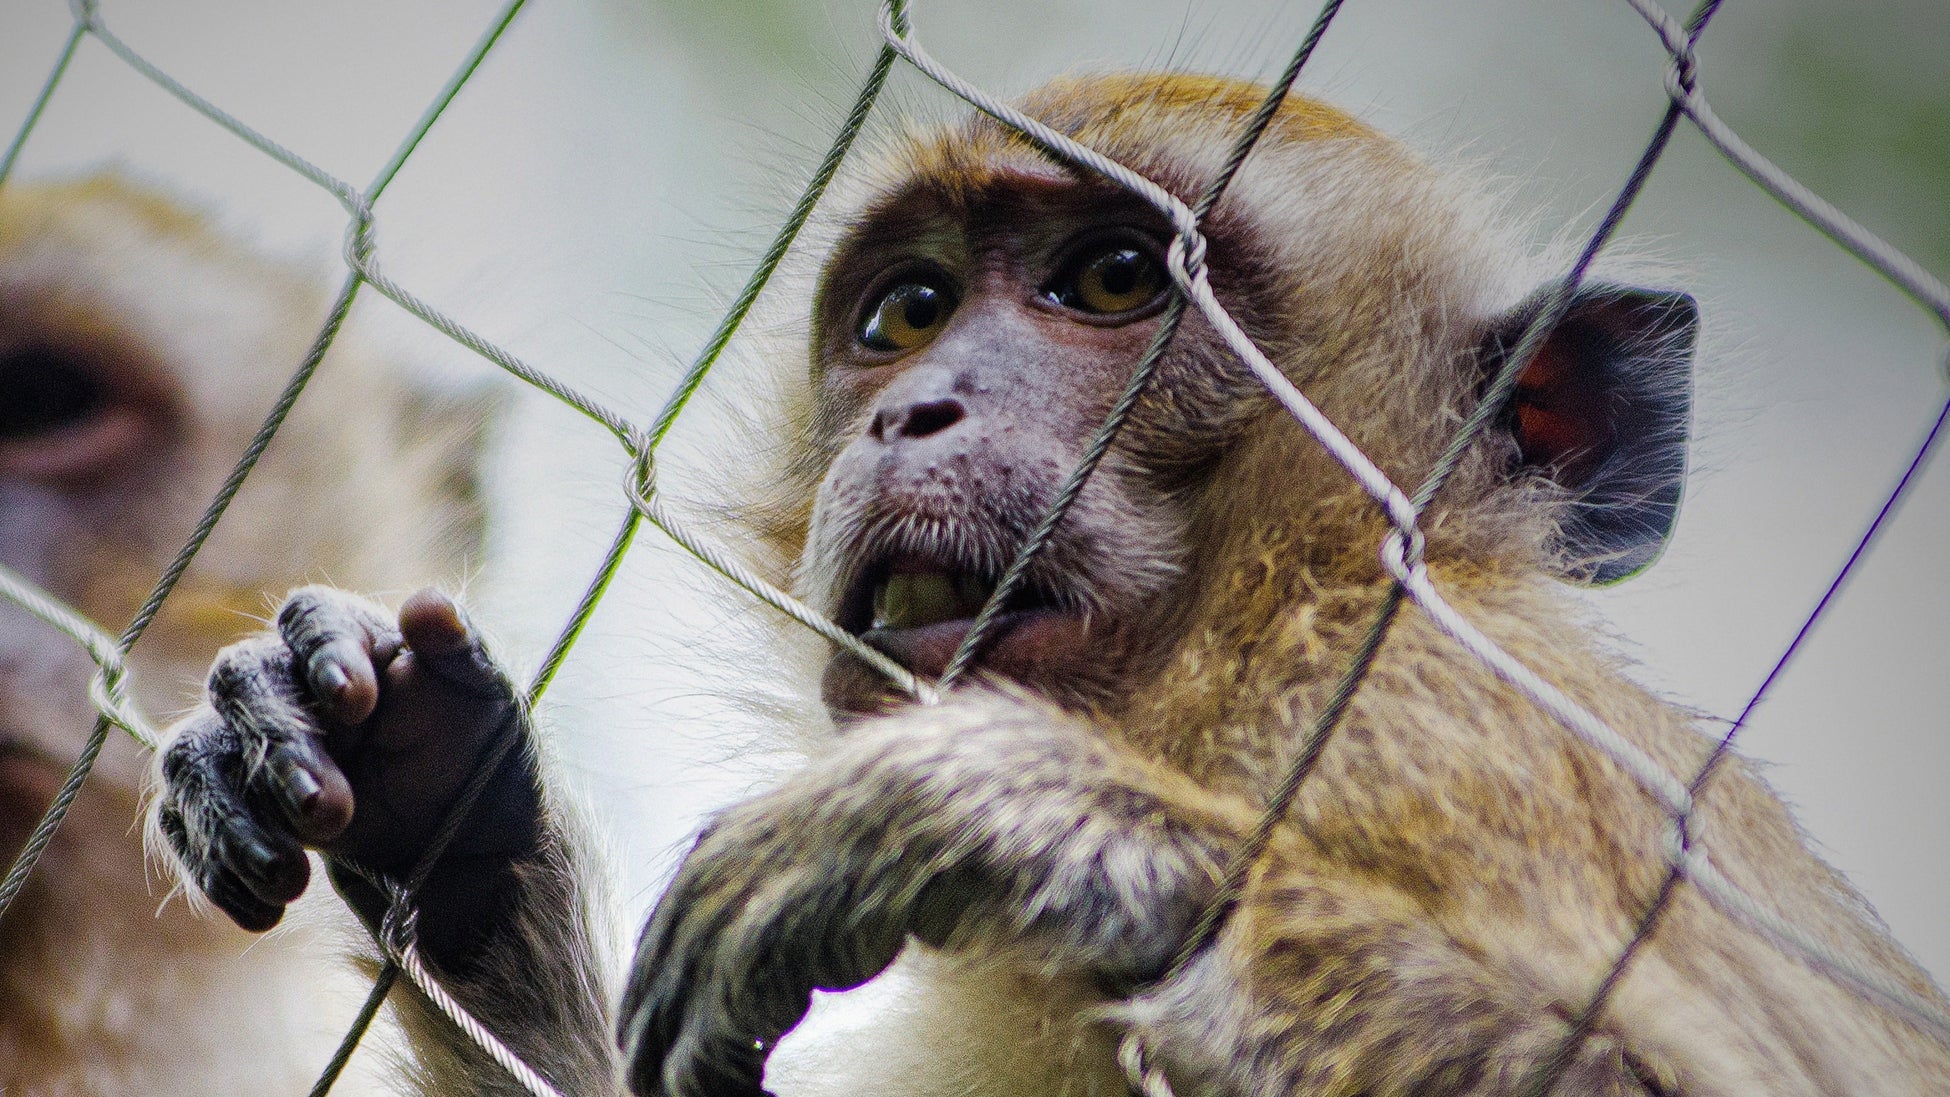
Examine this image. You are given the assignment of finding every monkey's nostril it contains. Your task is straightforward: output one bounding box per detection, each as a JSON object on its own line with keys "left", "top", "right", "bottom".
{"left": 872, "top": 397, "right": 966, "bottom": 443}
{"left": 897, "top": 398, "right": 964, "bottom": 440}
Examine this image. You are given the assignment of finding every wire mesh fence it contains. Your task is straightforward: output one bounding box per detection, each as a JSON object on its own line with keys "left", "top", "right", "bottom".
{"left": 1, "top": 0, "right": 1946, "bottom": 1094}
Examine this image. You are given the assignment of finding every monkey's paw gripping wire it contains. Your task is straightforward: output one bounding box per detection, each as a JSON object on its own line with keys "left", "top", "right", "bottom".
{"left": 622, "top": 445, "right": 940, "bottom": 706}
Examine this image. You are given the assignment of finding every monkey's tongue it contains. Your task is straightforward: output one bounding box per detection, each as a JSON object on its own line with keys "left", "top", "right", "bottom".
{"left": 861, "top": 607, "right": 1076, "bottom": 682}
{"left": 828, "top": 605, "right": 1088, "bottom": 712}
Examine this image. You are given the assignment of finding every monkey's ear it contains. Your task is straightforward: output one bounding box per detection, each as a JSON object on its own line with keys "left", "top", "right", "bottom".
{"left": 1488, "top": 284, "right": 1697, "bottom": 585}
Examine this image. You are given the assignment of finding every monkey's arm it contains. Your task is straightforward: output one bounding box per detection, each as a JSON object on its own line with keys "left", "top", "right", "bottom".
{"left": 153, "top": 586, "right": 616, "bottom": 1096}
{"left": 618, "top": 694, "right": 1245, "bottom": 1097}
{"left": 620, "top": 691, "right": 1675, "bottom": 1097}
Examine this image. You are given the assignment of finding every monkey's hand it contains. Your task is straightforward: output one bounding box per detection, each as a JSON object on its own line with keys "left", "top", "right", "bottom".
{"left": 157, "top": 586, "right": 619, "bottom": 1094}
{"left": 153, "top": 585, "right": 538, "bottom": 968}
{"left": 618, "top": 698, "right": 1239, "bottom": 1097}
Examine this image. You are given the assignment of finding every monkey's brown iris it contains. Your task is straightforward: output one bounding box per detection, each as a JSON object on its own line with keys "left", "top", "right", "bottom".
{"left": 1048, "top": 243, "right": 1166, "bottom": 314}
{"left": 859, "top": 280, "right": 955, "bottom": 352}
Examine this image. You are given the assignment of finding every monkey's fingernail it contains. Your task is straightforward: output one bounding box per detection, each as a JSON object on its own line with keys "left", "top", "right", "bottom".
{"left": 282, "top": 766, "right": 322, "bottom": 814}
{"left": 237, "top": 832, "right": 278, "bottom": 872}
{"left": 314, "top": 658, "right": 349, "bottom": 696}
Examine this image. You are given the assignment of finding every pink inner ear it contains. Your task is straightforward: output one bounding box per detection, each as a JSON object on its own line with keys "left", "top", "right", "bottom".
{"left": 1512, "top": 344, "right": 1611, "bottom": 485}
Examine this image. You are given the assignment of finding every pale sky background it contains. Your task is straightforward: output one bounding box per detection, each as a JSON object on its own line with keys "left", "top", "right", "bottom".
{"left": 4, "top": 0, "right": 1945, "bottom": 1014}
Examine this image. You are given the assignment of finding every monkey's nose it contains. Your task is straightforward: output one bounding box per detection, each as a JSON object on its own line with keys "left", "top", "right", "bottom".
{"left": 870, "top": 397, "right": 966, "bottom": 442}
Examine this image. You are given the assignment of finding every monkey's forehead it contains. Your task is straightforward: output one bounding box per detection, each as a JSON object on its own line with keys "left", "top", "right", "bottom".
{"left": 873, "top": 72, "right": 1401, "bottom": 216}
{"left": 1012, "top": 73, "right": 1374, "bottom": 148}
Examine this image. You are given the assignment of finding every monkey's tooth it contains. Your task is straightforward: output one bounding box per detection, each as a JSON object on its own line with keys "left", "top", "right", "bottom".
{"left": 873, "top": 574, "right": 963, "bottom": 629}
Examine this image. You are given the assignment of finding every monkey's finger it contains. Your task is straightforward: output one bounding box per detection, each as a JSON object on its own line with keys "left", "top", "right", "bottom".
{"left": 623, "top": 867, "right": 808, "bottom": 1095}
{"left": 206, "top": 635, "right": 357, "bottom": 840}
{"left": 276, "top": 585, "right": 403, "bottom": 726}
{"left": 159, "top": 741, "right": 309, "bottom": 908}
{"left": 211, "top": 818, "right": 311, "bottom": 907}
{"left": 157, "top": 715, "right": 311, "bottom": 929}
{"left": 397, "top": 588, "right": 510, "bottom": 699}
{"left": 199, "top": 861, "right": 290, "bottom": 933}
{"left": 621, "top": 980, "right": 768, "bottom": 1097}
{"left": 622, "top": 893, "right": 735, "bottom": 1094}
{"left": 261, "top": 735, "right": 355, "bottom": 844}
{"left": 656, "top": 1016, "right": 769, "bottom": 1097}
{"left": 619, "top": 915, "right": 701, "bottom": 1093}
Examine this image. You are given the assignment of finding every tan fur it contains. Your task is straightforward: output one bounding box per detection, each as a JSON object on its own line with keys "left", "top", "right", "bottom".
{"left": 0, "top": 176, "right": 491, "bottom": 1095}
{"left": 708, "top": 76, "right": 1950, "bottom": 1096}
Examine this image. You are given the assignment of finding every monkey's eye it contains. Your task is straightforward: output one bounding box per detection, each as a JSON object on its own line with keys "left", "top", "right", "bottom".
{"left": 0, "top": 341, "right": 162, "bottom": 481}
{"left": 1047, "top": 243, "right": 1167, "bottom": 315}
{"left": 0, "top": 345, "right": 106, "bottom": 442}
{"left": 858, "top": 280, "right": 956, "bottom": 353}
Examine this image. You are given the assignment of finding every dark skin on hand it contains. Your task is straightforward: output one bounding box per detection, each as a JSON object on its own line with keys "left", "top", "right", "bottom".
{"left": 158, "top": 588, "right": 540, "bottom": 968}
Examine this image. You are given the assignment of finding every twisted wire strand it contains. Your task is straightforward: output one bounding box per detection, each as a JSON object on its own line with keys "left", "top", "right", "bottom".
{"left": 0, "top": 8, "right": 83, "bottom": 186}
{"left": 931, "top": 0, "right": 1347, "bottom": 688}
{"left": 1524, "top": 2, "right": 1950, "bottom": 1081}
{"left": 625, "top": 452, "right": 938, "bottom": 704}
{"left": 644, "top": 12, "right": 907, "bottom": 451}
{"left": 0, "top": 562, "right": 150, "bottom": 747}
{"left": 0, "top": 268, "right": 365, "bottom": 926}
{"left": 0, "top": 4, "right": 589, "bottom": 1090}
{"left": 397, "top": 940, "right": 567, "bottom": 1097}
{"left": 883, "top": 0, "right": 1421, "bottom": 688}
{"left": 1623, "top": 0, "right": 1950, "bottom": 330}
{"left": 290, "top": 16, "right": 929, "bottom": 1092}
{"left": 328, "top": 854, "right": 566, "bottom": 1097}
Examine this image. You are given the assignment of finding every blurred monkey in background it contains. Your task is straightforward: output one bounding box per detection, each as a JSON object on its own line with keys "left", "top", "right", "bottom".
{"left": 0, "top": 176, "right": 493, "bottom": 1095}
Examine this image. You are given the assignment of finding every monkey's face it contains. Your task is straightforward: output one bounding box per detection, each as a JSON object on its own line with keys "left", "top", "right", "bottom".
{"left": 0, "top": 215, "right": 198, "bottom": 837}
{"left": 797, "top": 80, "right": 1697, "bottom": 718}
{"left": 804, "top": 161, "right": 1222, "bottom": 714}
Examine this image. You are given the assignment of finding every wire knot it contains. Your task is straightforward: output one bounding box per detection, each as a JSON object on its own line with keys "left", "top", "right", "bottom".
{"left": 1670, "top": 46, "right": 1700, "bottom": 96}
{"left": 343, "top": 203, "right": 380, "bottom": 275}
{"left": 623, "top": 440, "right": 659, "bottom": 515}
{"left": 1166, "top": 232, "right": 1209, "bottom": 292}
{"left": 379, "top": 886, "right": 421, "bottom": 958}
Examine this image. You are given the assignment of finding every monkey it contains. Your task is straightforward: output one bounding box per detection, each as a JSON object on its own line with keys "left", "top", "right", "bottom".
{"left": 151, "top": 73, "right": 1950, "bottom": 1097}
{"left": 0, "top": 175, "right": 497, "bottom": 1095}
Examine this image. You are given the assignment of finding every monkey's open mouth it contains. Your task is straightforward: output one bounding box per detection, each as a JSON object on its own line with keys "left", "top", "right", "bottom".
{"left": 834, "top": 553, "right": 1081, "bottom": 685}
{"left": 867, "top": 570, "right": 995, "bottom": 632}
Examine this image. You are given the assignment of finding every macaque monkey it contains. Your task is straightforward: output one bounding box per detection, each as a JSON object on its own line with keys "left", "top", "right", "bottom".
{"left": 0, "top": 176, "right": 492, "bottom": 1095}
{"left": 155, "top": 75, "right": 1950, "bottom": 1097}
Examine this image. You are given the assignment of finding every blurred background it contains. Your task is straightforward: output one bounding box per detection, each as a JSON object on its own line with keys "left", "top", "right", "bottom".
{"left": 4, "top": 0, "right": 1945, "bottom": 998}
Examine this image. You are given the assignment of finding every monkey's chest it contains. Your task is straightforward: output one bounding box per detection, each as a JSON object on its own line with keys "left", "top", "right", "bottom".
{"left": 765, "top": 946, "right": 1126, "bottom": 1097}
